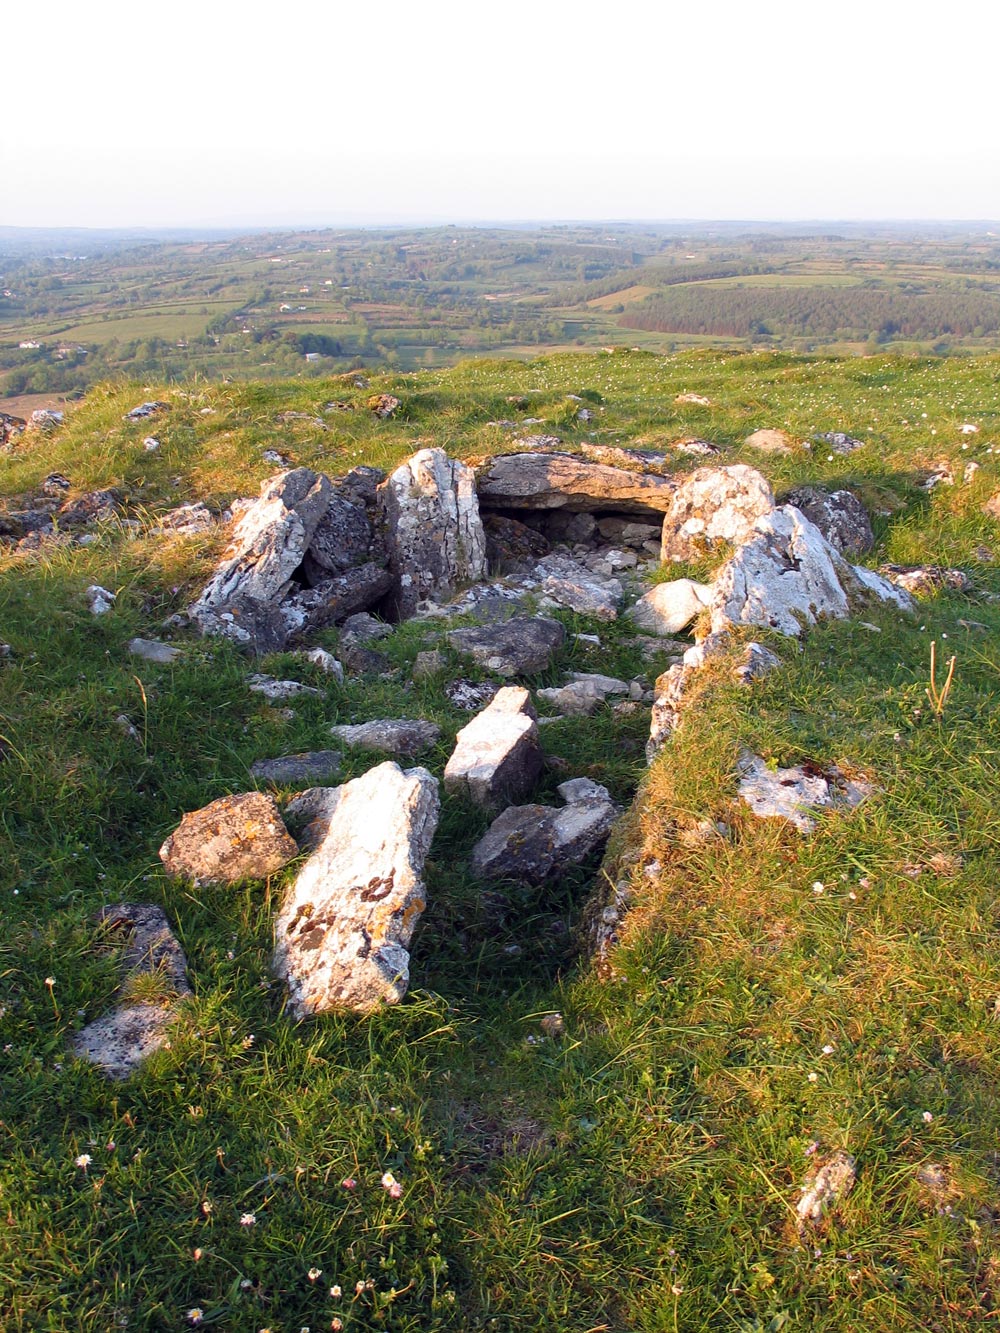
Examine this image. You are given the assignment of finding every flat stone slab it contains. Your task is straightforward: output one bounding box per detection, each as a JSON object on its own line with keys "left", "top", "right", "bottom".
{"left": 247, "top": 674, "right": 323, "bottom": 701}
{"left": 159, "top": 791, "right": 299, "bottom": 884}
{"left": 273, "top": 762, "right": 440, "bottom": 1015}
{"left": 737, "top": 751, "right": 874, "bottom": 832}
{"left": 447, "top": 616, "right": 565, "bottom": 677}
{"left": 329, "top": 719, "right": 442, "bottom": 757}
{"left": 128, "top": 637, "right": 181, "bottom": 665}
{"left": 251, "top": 751, "right": 343, "bottom": 785}
{"left": 477, "top": 452, "right": 677, "bottom": 515}
{"left": 444, "top": 686, "right": 542, "bottom": 807}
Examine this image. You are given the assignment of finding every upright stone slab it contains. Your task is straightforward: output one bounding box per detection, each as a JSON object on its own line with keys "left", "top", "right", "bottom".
{"left": 190, "top": 468, "right": 332, "bottom": 651}
{"left": 660, "top": 465, "right": 774, "bottom": 563}
{"left": 273, "top": 762, "right": 440, "bottom": 1016}
{"left": 444, "top": 685, "right": 542, "bottom": 807}
{"left": 379, "top": 447, "right": 487, "bottom": 619}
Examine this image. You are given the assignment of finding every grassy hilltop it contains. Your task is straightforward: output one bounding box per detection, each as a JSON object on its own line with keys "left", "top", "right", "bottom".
{"left": 1, "top": 349, "right": 1000, "bottom": 1331}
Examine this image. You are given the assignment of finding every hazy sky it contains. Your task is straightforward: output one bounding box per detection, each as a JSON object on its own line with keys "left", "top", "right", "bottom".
{"left": 3, "top": 0, "right": 998, "bottom": 228}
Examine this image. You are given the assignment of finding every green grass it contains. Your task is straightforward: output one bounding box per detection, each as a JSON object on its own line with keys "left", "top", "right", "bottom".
{"left": 1, "top": 349, "right": 1000, "bottom": 1330}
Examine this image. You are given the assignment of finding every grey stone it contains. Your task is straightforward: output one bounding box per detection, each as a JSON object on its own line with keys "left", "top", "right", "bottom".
{"left": 281, "top": 564, "right": 394, "bottom": 637}
{"left": 379, "top": 447, "right": 487, "bottom": 619}
{"left": 340, "top": 612, "right": 393, "bottom": 641}
{"left": 477, "top": 452, "right": 676, "bottom": 515}
{"left": 329, "top": 719, "right": 442, "bottom": 757}
{"left": 412, "top": 649, "right": 448, "bottom": 678}
{"left": 470, "top": 778, "right": 617, "bottom": 884}
{"left": 128, "top": 637, "right": 181, "bottom": 665}
{"left": 445, "top": 678, "right": 500, "bottom": 710}
{"left": 783, "top": 487, "right": 874, "bottom": 557}
{"left": 247, "top": 674, "right": 322, "bottom": 701}
{"left": 301, "top": 646, "right": 344, "bottom": 681}
{"left": 444, "top": 686, "right": 542, "bottom": 807}
{"left": 272, "top": 762, "right": 440, "bottom": 1015}
{"left": 733, "top": 642, "right": 782, "bottom": 683}
{"left": 447, "top": 617, "right": 565, "bottom": 677}
{"left": 745, "top": 427, "right": 797, "bottom": 454}
{"left": 125, "top": 401, "right": 170, "bottom": 421}
{"left": 737, "top": 751, "right": 874, "bottom": 832}
{"left": 880, "top": 565, "right": 971, "bottom": 596}
{"left": 814, "top": 431, "right": 865, "bottom": 455}
{"left": 70, "top": 902, "right": 193, "bottom": 1077}
{"left": 59, "top": 490, "right": 120, "bottom": 526}
{"left": 159, "top": 790, "right": 299, "bottom": 884}
{"left": 86, "top": 585, "right": 116, "bottom": 615}
{"left": 299, "top": 494, "right": 373, "bottom": 581}
{"left": 251, "top": 751, "right": 343, "bottom": 785}
{"left": 537, "top": 673, "right": 629, "bottom": 717}
{"left": 796, "top": 1151, "right": 857, "bottom": 1226}
{"left": 156, "top": 502, "right": 216, "bottom": 535}
{"left": 629, "top": 579, "right": 713, "bottom": 635}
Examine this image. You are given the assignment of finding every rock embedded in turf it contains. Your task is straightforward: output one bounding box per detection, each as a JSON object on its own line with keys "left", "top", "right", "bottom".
{"left": 736, "top": 751, "right": 873, "bottom": 833}
{"left": 470, "top": 778, "right": 618, "bottom": 884}
{"left": 540, "top": 563, "right": 623, "bottom": 621}
{"left": 783, "top": 486, "right": 874, "bottom": 557}
{"left": 247, "top": 673, "right": 322, "bottom": 701}
{"left": 660, "top": 464, "right": 775, "bottom": 563}
{"left": 273, "top": 761, "right": 440, "bottom": 1015}
{"left": 983, "top": 491, "right": 1000, "bottom": 520}
{"left": 86, "top": 584, "right": 116, "bottom": 615}
{"left": 796, "top": 1150, "right": 857, "bottom": 1226}
{"left": 159, "top": 790, "right": 299, "bottom": 884}
{"left": 814, "top": 430, "right": 865, "bottom": 455}
{"left": 71, "top": 903, "right": 192, "bottom": 1081}
{"left": 378, "top": 447, "right": 487, "bottom": 619}
{"left": 128, "top": 637, "right": 181, "bottom": 665}
{"left": 446, "top": 616, "right": 565, "bottom": 677}
{"left": 58, "top": 488, "right": 121, "bottom": 526}
{"left": 300, "top": 646, "right": 344, "bottom": 680}
{"left": 444, "top": 685, "right": 543, "bottom": 807}
{"left": 710, "top": 506, "right": 912, "bottom": 639}
{"left": 880, "top": 564, "right": 972, "bottom": 596}
{"left": 476, "top": 451, "right": 676, "bottom": 515}
{"left": 745, "top": 427, "right": 798, "bottom": 454}
{"left": 732, "top": 641, "right": 782, "bottom": 684}
{"left": 329, "top": 718, "right": 442, "bottom": 757}
{"left": 629, "top": 579, "right": 713, "bottom": 635}
{"left": 155, "top": 501, "right": 216, "bottom": 535}
{"left": 251, "top": 751, "right": 343, "bottom": 785}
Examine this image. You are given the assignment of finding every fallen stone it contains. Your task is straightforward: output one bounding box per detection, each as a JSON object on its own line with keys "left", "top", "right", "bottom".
{"left": 159, "top": 790, "right": 299, "bottom": 884}
{"left": 29, "top": 408, "right": 64, "bottom": 430}
{"left": 783, "top": 487, "right": 874, "bottom": 557}
{"left": 445, "top": 678, "right": 500, "bottom": 710}
{"left": 880, "top": 565, "right": 971, "bottom": 596}
{"left": 745, "top": 427, "right": 797, "bottom": 454}
{"left": 281, "top": 563, "right": 395, "bottom": 638}
{"left": 301, "top": 646, "right": 344, "bottom": 681}
{"left": 629, "top": 579, "right": 713, "bottom": 635}
{"left": 964, "top": 462, "right": 981, "bottom": 484}
{"left": 483, "top": 512, "right": 550, "bottom": 570}
{"left": 368, "top": 392, "right": 400, "bottom": 418}
{"left": 922, "top": 462, "right": 954, "bottom": 489}
{"left": 329, "top": 718, "right": 441, "bottom": 757}
{"left": 674, "top": 438, "right": 721, "bottom": 457}
{"left": 675, "top": 392, "right": 712, "bottom": 406}
{"left": 71, "top": 903, "right": 191, "bottom": 1081}
{"left": 125, "top": 401, "right": 170, "bottom": 421}
{"left": 710, "top": 506, "right": 911, "bottom": 638}
{"left": 737, "top": 751, "right": 873, "bottom": 833}
{"left": 470, "top": 778, "right": 617, "bottom": 884}
{"left": 447, "top": 617, "right": 565, "bottom": 677}
{"left": 190, "top": 468, "right": 332, "bottom": 651}
{"left": 128, "top": 637, "right": 181, "bottom": 665}
{"left": 115, "top": 714, "right": 142, "bottom": 744}
{"left": 476, "top": 452, "right": 676, "bottom": 515}
{"left": 412, "top": 649, "right": 448, "bottom": 678}
{"left": 660, "top": 465, "right": 775, "bottom": 563}
{"left": 796, "top": 1151, "right": 857, "bottom": 1226}
{"left": 86, "top": 585, "right": 116, "bottom": 615}
{"left": 537, "top": 673, "right": 629, "bottom": 717}
{"left": 156, "top": 502, "right": 216, "bottom": 535}
{"left": 143, "top": 436, "right": 159, "bottom": 451}
{"left": 272, "top": 762, "right": 439, "bottom": 1015}
{"left": 251, "top": 751, "right": 343, "bottom": 785}
{"left": 339, "top": 639, "right": 392, "bottom": 676}
{"left": 340, "top": 611, "right": 393, "bottom": 641}
{"left": 59, "top": 489, "right": 121, "bottom": 527}
{"left": 379, "top": 447, "right": 487, "bottom": 619}
{"left": 542, "top": 569, "right": 623, "bottom": 621}
{"left": 814, "top": 431, "right": 865, "bottom": 455}
{"left": 444, "top": 686, "right": 543, "bottom": 807}
{"left": 247, "top": 674, "right": 322, "bottom": 701}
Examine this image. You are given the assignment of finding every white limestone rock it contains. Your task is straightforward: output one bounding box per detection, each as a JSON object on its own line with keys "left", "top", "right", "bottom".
{"left": 537, "top": 673, "right": 630, "bottom": 717}
{"left": 660, "top": 465, "right": 775, "bottom": 563}
{"left": 629, "top": 579, "right": 713, "bottom": 635}
{"left": 379, "top": 447, "right": 487, "bottom": 619}
{"left": 443, "top": 685, "right": 542, "bottom": 808}
{"left": 272, "top": 762, "right": 440, "bottom": 1016}
{"left": 737, "top": 751, "right": 874, "bottom": 832}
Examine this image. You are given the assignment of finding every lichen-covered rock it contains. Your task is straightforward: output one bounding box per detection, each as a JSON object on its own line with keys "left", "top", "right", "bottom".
{"left": 159, "top": 791, "right": 299, "bottom": 884}
{"left": 86, "top": 585, "right": 116, "bottom": 615}
{"left": 444, "top": 686, "right": 542, "bottom": 807}
{"left": 470, "top": 778, "right": 618, "bottom": 884}
{"left": 299, "top": 494, "right": 374, "bottom": 582}
{"left": 541, "top": 568, "right": 623, "bottom": 621}
{"left": 447, "top": 616, "right": 565, "bottom": 677}
{"left": 710, "top": 506, "right": 911, "bottom": 638}
{"left": 247, "top": 673, "right": 322, "bottom": 701}
{"left": 783, "top": 487, "right": 874, "bottom": 556}
{"left": 880, "top": 564, "right": 971, "bottom": 596}
{"left": 476, "top": 452, "right": 676, "bottom": 515}
{"left": 660, "top": 465, "right": 775, "bottom": 563}
{"left": 128, "top": 638, "right": 181, "bottom": 665}
{"left": 272, "top": 762, "right": 440, "bottom": 1015}
{"left": 629, "top": 579, "right": 713, "bottom": 635}
{"left": 329, "top": 719, "right": 442, "bottom": 757}
{"left": 379, "top": 447, "right": 487, "bottom": 619}
{"left": 190, "top": 468, "right": 332, "bottom": 651}
{"left": 737, "top": 751, "right": 873, "bottom": 832}
{"left": 71, "top": 903, "right": 191, "bottom": 1081}
{"left": 281, "top": 563, "right": 394, "bottom": 637}
{"left": 251, "top": 751, "right": 343, "bottom": 785}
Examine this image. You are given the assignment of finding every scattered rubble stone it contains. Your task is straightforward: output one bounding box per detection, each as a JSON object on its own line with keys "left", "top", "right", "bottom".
{"left": 814, "top": 431, "right": 865, "bottom": 455}
{"left": 412, "top": 649, "right": 448, "bottom": 678}
{"left": 447, "top": 616, "right": 565, "bottom": 677}
{"left": 273, "top": 762, "right": 440, "bottom": 1015}
{"left": 675, "top": 392, "right": 712, "bottom": 406}
{"left": 881, "top": 565, "right": 972, "bottom": 596}
{"left": 470, "top": 778, "right": 618, "bottom": 884}
{"left": 71, "top": 903, "right": 192, "bottom": 1080}
{"left": 41, "top": 472, "right": 71, "bottom": 496}
{"left": 251, "top": 751, "right": 343, "bottom": 785}
{"left": 368, "top": 393, "right": 400, "bottom": 418}
{"left": 156, "top": 502, "right": 216, "bottom": 535}
{"left": 247, "top": 674, "right": 322, "bottom": 701}
{"left": 86, "top": 585, "right": 116, "bottom": 615}
{"left": 537, "top": 673, "right": 629, "bottom": 716}
{"left": 796, "top": 1151, "right": 857, "bottom": 1226}
{"left": 125, "top": 401, "right": 170, "bottom": 421}
{"left": 629, "top": 579, "right": 712, "bottom": 635}
{"left": 745, "top": 427, "right": 797, "bottom": 454}
{"left": 160, "top": 791, "right": 298, "bottom": 884}
{"left": 444, "top": 686, "right": 542, "bottom": 807}
{"left": 329, "top": 719, "right": 441, "bottom": 757}
{"left": 301, "top": 646, "right": 343, "bottom": 680}
{"left": 128, "top": 638, "right": 181, "bottom": 665}
{"left": 445, "top": 679, "right": 500, "bottom": 710}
